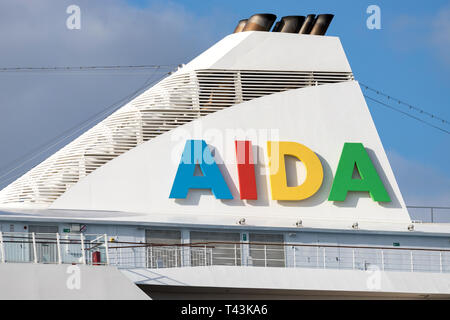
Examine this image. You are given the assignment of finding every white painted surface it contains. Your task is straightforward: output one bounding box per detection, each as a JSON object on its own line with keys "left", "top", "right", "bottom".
{"left": 0, "top": 263, "right": 149, "bottom": 300}
{"left": 121, "top": 266, "right": 450, "bottom": 296}
{"left": 179, "top": 31, "right": 352, "bottom": 73}
{"left": 51, "top": 81, "right": 411, "bottom": 229}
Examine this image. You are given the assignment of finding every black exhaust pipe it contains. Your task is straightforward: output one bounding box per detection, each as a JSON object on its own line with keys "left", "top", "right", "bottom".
{"left": 233, "top": 19, "right": 248, "bottom": 33}
{"left": 272, "top": 21, "right": 282, "bottom": 32}
{"left": 278, "top": 16, "right": 305, "bottom": 33}
{"left": 310, "top": 14, "right": 334, "bottom": 35}
{"left": 242, "top": 13, "right": 277, "bottom": 32}
{"left": 298, "top": 14, "right": 316, "bottom": 34}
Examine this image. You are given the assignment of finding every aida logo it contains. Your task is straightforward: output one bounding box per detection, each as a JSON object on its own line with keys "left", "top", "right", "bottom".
{"left": 169, "top": 140, "right": 391, "bottom": 202}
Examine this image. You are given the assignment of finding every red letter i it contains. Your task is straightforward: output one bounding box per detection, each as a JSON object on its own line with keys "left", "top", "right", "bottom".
{"left": 235, "top": 140, "right": 258, "bottom": 200}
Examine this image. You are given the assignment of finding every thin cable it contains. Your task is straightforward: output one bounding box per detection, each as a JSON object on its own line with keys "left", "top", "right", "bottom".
{"left": 364, "top": 95, "right": 450, "bottom": 135}
{"left": 0, "top": 64, "right": 178, "bottom": 72}
{"left": 360, "top": 83, "right": 450, "bottom": 126}
{"left": 0, "top": 67, "right": 169, "bottom": 185}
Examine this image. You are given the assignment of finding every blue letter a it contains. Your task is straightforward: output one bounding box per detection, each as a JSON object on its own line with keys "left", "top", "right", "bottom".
{"left": 169, "top": 140, "right": 233, "bottom": 199}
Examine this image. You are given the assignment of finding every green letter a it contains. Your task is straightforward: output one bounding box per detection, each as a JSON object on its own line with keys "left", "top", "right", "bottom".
{"left": 328, "top": 143, "right": 391, "bottom": 202}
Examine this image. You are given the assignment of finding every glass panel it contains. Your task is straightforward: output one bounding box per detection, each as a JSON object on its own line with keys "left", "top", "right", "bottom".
{"left": 3, "top": 232, "right": 32, "bottom": 263}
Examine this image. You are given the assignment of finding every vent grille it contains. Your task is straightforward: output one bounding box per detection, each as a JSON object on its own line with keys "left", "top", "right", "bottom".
{"left": 0, "top": 69, "right": 353, "bottom": 205}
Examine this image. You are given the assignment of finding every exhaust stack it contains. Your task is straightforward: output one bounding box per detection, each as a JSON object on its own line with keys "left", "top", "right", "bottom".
{"left": 277, "top": 16, "right": 305, "bottom": 33}
{"left": 242, "top": 13, "right": 277, "bottom": 32}
{"left": 298, "top": 14, "right": 316, "bottom": 34}
{"left": 272, "top": 21, "right": 282, "bottom": 32}
{"left": 233, "top": 13, "right": 334, "bottom": 35}
{"left": 310, "top": 14, "right": 334, "bottom": 35}
{"left": 233, "top": 19, "right": 248, "bottom": 33}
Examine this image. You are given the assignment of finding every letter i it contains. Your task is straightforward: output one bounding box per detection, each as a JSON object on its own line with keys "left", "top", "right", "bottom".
{"left": 235, "top": 140, "right": 258, "bottom": 200}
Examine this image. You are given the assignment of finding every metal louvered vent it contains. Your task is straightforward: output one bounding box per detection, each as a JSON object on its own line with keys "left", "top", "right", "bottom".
{"left": 0, "top": 69, "right": 353, "bottom": 206}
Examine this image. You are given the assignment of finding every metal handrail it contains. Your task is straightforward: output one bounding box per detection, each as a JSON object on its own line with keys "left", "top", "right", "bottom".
{"left": 2, "top": 234, "right": 450, "bottom": 252}
{"left": 1, "top": 232, "right": 449, "bottom": 274}
{"left": 407, "top": 206, "right": 450, "bottom": 223}
{"left": 109, "top": 241, "right": 450, "bottom": 252}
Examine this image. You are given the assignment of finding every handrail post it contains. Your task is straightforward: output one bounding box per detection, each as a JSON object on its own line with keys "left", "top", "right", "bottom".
{"left": 264, "top": 245, "right": 267, "bottom": 267}
{"left": 352, "top": 248, "right": 355, "bottom": 270}
{"left": 410, "top": 251, "right": 414, "bottom": 272}
{"left": 80, "top": 234, "right": 86, "bottom": 265}
{"left": 56, "top": 233, "right": 62, "bottom": 264}
{"left": 431, "top": 207, "right": 434, "bottom": 223}
{"left": 204, "top": 245, "right": 207, "bottom": 266}
{"left": 32, "top": 232, "right": 38, "bottom": 263}
{"left": 316, "top": 246, "right": 319, "bottom": 268}
{"left": 440, "top": 251, "right": 443, "bottom": 273}
{"left": 104, "top": 234, "right": 109, "bottom": 265}
{"left": 150, "top": 246, "right": 153, "bottom": 268}
{"left": 179, "top": 246, "right": 183, "bottom": 268}
{"left": 293, "top": 246, "right": 296, "bottom": 268}
{"left": 323, "top": 247, "right": 326, "bottom": 269}
{"left": 234, "top": 244, "right": 237, "bottom": 266}
{"left": 381, "top": 249, "right": 385, "bottom": 271}
{"left": 174, "top": 246, "right": 178, "bottom": 267}
{"left": 0, "top": 232, "right": 5, "bottom": 263}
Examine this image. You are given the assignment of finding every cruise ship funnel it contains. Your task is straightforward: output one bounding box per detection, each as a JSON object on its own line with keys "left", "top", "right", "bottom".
{"left": 233, "top": 19, "right": 248, "bottom": 33}
{"left": 299, "top": 14, "right": 316, "bottom": 34}
{"left": 242, "top": 13, "right": 277, "bottom": 32}
{"left": 310, "top": 14, "right": 334, "bottom": 35}
{"left": 277, "top": 16, "right": 305, "bottom": 33}
{"left": 272, "top": 21, "right": 282, "bottom": 32}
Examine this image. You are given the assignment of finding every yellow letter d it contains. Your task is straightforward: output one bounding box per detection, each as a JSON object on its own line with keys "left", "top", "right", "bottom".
{"left": 267, "top": 141, "right": 323, "bottom": 200}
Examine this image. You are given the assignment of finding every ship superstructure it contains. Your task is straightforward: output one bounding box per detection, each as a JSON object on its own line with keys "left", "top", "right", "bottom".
{"left": 0, "top": 13, "right": 449, "bottom": 300}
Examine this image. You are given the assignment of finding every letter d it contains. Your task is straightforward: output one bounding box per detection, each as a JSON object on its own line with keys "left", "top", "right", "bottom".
{"left": 267, "top": 141, "right": 323, "bottom": 200}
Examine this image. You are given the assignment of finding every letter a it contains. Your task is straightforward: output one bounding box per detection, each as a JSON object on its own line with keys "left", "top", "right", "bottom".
{"left": 66, "top": 5, "right": 81, "bottom": 30}
{"left": 366, "top": 5, "right": 381, "bottom": 30}
{"left": 328, "top": 143, "right": 391, "bottom": 202}
{"left": 169, "top": 140, "right": 232, "bottom": 199}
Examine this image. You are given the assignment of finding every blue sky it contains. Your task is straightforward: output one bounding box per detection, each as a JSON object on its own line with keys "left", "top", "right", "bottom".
{"left": 0, "top": 0, "right": 449, "bottom": 211}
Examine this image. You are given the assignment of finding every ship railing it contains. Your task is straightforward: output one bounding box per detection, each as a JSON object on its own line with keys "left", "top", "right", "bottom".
{"left": 406, "top": 206, "right": 450, "bottom": 223}
{"left": 0, "top": 232, "right": 109, "bottom": 265}
{"left": 107, "top": 241, "right": 450, "bottom": 273}
{"left": 1, "top": 232, "right": 450, "bottom": 274}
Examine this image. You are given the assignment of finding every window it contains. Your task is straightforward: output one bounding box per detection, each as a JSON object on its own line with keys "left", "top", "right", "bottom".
{"left": 249, "top": 233, "right": 285, "bottom": 267}
{"left": 145, "top": 229, "right": 181, "bottom": 268}
{"left": 190, "top": 231, "right": 241, "bottom": 266}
